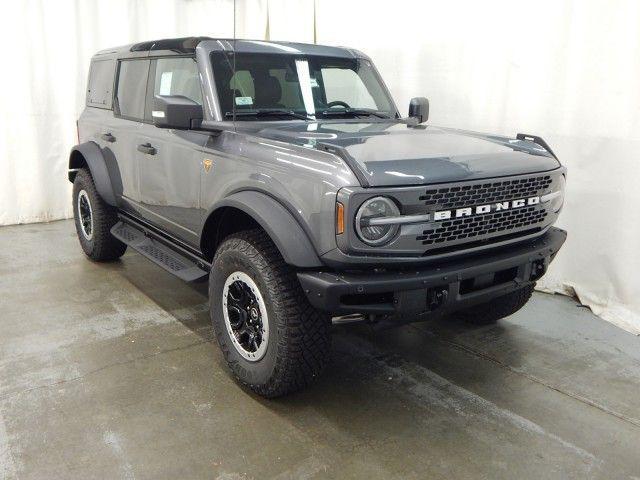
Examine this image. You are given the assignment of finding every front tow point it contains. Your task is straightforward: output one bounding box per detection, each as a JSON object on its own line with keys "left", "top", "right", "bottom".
{"left": 428, "top": 287, "right": 449, "bottom": 311}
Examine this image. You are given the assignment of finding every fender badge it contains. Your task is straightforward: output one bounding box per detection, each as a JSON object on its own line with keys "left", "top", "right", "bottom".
{"left": 203, "top": 159, "right": 213, "bottom": 173}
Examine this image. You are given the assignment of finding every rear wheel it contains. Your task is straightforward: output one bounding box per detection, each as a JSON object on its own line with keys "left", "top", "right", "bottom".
{"left": 72, "top": 168, "right": 126, "bottom": 261}
{"left": 210, "top": 229, "right": 330, "bottom": 397}
{"left": 456, "top": 284, "right": 535, "bottom": 325}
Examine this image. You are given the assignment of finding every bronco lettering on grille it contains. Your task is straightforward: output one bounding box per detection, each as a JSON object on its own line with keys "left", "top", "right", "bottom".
{"left": 433, "top": 196, "right": 541, "bottom": 221}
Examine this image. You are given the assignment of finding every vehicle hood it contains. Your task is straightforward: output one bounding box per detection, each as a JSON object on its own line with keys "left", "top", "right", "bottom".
{"left": 253, "top": 121, "right": 560, "bottom": 187}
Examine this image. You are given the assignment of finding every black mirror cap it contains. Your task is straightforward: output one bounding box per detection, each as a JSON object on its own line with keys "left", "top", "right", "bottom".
{"left": 409, "top": 97, "right": 429, "bottom": 123}
{"left": 152, "top": 95, "right": 203, "bottom": 129}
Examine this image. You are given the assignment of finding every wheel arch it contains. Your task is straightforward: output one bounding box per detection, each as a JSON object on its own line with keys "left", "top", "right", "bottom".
{"left": 68, "top": 142, "right": 118, "bottom": 206}
{"left": 201, "top": 191, "right": 323, "bottom": 268}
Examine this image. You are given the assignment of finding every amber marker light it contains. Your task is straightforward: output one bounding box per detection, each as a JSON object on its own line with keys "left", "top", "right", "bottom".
{"left": 336, "top": 202, "right": 345, "bottom": 235}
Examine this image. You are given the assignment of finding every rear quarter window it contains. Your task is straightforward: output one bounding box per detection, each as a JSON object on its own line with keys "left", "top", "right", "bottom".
{"left": 86, "top": 59, "right": 115, "bottom": 109}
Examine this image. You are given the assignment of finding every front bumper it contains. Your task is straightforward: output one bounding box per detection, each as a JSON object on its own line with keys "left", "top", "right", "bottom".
{"left": 298, "top": 227, "right": 566, "bottom": 316}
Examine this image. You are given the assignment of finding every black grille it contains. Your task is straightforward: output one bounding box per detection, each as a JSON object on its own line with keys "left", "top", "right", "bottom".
{"left": 418, "top": 206, "right": 548, "bottom": 246}
{"left": 419, "top": 175, "right": 552, "bottom": 210}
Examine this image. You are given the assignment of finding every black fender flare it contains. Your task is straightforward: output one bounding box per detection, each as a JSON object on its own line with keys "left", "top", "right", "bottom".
{"left": 207, "top": 191, "right": 323, "bottom": 268}
{"left": 68, "top": 141, "right": 118, "bottom": 206}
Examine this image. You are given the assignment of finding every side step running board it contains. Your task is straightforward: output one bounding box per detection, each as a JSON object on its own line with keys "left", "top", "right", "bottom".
{"left": 111, "top": 221, "right": 209, "bottom": 282}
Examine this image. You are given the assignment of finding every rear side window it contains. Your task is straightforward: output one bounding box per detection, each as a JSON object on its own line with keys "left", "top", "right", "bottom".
{"left": 115, "top": 59, "right": 150, "bottom": 120}
{"left": 86, "top": 59, "right": 115, "bottom": 109}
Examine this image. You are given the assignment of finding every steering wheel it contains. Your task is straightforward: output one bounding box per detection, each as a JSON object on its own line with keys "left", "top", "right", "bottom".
{"left": 325, "top": 100, "right": 351, "bottom": 109}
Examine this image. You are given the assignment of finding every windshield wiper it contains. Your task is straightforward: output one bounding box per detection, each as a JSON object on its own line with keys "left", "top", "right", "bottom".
{"left": 225, "top": 110, "right": 313, "bottom": 121}
{"left": 319, "top": 108, "right": 390, "bottom": 119}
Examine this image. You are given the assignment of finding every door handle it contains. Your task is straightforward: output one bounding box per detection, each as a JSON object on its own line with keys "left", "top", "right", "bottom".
{"left": 137, "top": 143, "right": 157, "bottom": 155}
{"left": 101, "top": 133, "right": 116, "bottom": 143}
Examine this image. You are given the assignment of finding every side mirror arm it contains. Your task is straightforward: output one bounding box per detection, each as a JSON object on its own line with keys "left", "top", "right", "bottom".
{"left": 199, "top": 120, "right": 235, "bottom": 133}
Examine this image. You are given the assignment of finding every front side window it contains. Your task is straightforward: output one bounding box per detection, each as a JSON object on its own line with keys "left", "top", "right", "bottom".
{"left": 152, "top": 57, "right": 202, "bottom": 104}
{"left": 211, "top": 52, "right": 395, "bottom": 120}
{"left": 115, "top": 59, "right": 149, "bottom": 120}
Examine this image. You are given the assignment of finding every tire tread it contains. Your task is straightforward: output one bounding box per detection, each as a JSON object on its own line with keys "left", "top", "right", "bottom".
{"left": 72, "top": 168, "right": 126, "bottom": 261}
{"left": 211, "top": 229, "right": 330, "bottom": 397}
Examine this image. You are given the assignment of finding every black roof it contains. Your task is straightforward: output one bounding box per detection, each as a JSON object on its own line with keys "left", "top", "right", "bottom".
{"left": 94, "top": 36, "right": 366, "bottom": 60}
{"left": 129, "top": 36, "right": 213, "bottom": 54}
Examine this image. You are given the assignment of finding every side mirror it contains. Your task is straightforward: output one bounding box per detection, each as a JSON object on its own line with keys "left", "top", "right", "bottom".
{"left": 408, "top": 97, "right": 429, "bottom": 123}
{"left": 152, "top": 95, "right": 203, "bottom": 129}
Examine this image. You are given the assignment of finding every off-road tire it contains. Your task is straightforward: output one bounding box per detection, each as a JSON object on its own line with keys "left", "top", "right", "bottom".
{"left": 210, "top": 229, "right": 331, "bottom": 397}
{"left": 72, "top": 168, "right": 127, "bottom": 261}
{"left": 456, "top": 284, "right": 535, "bottom": 325}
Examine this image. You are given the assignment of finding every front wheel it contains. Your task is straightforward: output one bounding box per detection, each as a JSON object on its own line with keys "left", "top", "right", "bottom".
{"left": 209, "top": 229, "right": 331, "bottom": 398}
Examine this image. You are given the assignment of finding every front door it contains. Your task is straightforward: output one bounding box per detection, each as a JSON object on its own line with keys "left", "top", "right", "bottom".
{"left": 135, "top": 57, "right": 207, "bottom": 246}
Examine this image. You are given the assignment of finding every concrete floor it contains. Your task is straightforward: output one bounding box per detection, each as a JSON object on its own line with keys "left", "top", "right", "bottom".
{"left": 1, "top": 220, "right": 640, "bottom": 480}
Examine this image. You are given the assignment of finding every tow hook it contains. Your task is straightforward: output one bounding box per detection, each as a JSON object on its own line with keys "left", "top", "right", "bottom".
{"left": 428, "top": 287, "right": 449, "bottom": 310}
{"left": 530, "top": 259, "right": 546, "bottom": 280}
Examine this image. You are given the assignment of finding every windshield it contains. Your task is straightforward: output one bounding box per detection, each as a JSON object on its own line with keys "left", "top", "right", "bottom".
{"left": 211, "top": 52, "right": 396, "bottom": 120}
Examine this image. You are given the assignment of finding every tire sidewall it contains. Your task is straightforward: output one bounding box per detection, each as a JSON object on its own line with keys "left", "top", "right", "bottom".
{"left": 210, "top": 244, "right": 282, "bottom": 387}
{"left": 72, "top": 173, "right": 96, "bottom": 256}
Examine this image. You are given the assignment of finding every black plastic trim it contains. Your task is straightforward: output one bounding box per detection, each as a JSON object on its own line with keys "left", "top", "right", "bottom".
{"left": 130, "top": 36, "right": 213, "bottom": 54}
{"left": 68, "top": 141, "right": 117, "bottom": 206}
{"left": 118, "top": 212, "right": 211, "bottom": 269}
{"left": 204, "top": 191, "right": 324, "bottom": 268}
{"left": 298, "top": 227, "right": 566, "bottom": 315}
{"left": 111, "top": 220, "right": 209, "bottom": 282}
{"left": 516, "top": 133, "right": 558, "bottom": 159}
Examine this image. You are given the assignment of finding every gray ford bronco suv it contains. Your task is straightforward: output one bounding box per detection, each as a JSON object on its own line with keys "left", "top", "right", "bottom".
{"left": 70, "top": 37, "right": 566, "bottom": 397}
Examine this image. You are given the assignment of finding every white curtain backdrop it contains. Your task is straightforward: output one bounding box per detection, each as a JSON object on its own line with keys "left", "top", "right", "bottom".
{"left": 0, "top": 0, "right": 249, "bottom": 225}
{"left": 1, "top": 0, "right": 638, "bottom": 333}
{"left": 267, "top": 0, "right": 315, "bottom": 42}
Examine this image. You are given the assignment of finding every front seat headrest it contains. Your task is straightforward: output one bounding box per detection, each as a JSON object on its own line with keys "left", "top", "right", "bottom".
{"left": 254, "top": 76, "right": 282, "bottom": 107}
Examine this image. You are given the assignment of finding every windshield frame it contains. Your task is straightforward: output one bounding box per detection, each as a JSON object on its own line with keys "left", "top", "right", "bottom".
{"left": 208, "top": 50, "right": 400, "bottom": 123}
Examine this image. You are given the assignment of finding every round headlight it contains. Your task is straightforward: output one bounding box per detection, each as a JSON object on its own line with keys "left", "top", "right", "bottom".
{"left": 355, "top": 196, "right": 400, "bottom": 246}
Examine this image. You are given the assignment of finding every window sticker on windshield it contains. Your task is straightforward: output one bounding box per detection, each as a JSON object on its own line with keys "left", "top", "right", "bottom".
{"left": 159, "top": 72, "right": 173, "bottom": 95}
{"left": 235, "top": 96, "right": 253, "bottom": 106}
{"left": 309, "top": 77, "right": 319, "bottom": 88}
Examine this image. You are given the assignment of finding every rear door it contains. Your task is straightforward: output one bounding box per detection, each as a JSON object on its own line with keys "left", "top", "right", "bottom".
{"left": 134, "top": 56, "right": 207, "bottom": 246}
{"left": 81, "top": 58, "right": 145, "bottom": 208}
{"left": 109, "top": 58, "right": 151, "bottom": 211}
